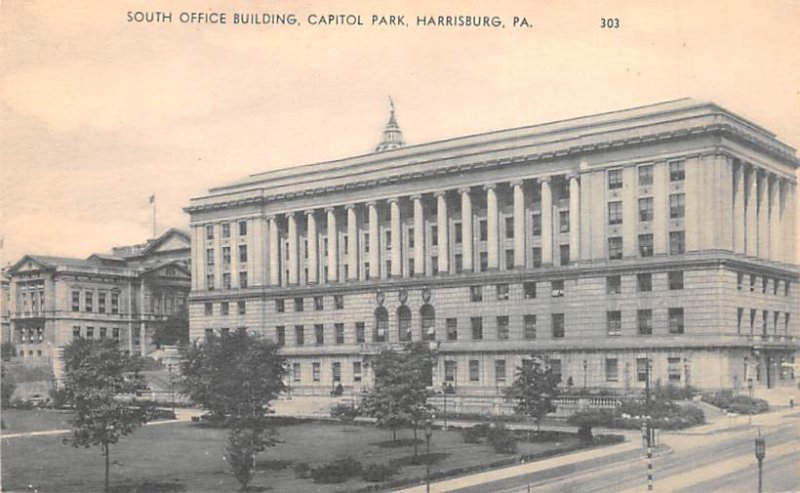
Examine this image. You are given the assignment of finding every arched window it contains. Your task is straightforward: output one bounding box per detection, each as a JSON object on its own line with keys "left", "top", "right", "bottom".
{"left": 374, "top": 307, "right": 388, "bottom": 342}
{"left": 397, "top": 306, "right": 412, "bottom": 342}
{"left": 420, "top": 304, "right": 436, "bottom": 341}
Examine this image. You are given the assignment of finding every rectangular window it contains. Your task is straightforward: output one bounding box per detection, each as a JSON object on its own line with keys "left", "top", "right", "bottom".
{"left": 668, "top": 271, "right": 684, "bottom": 290}
{"left": 471, "top": 317, "right": 483, "bottom": 340}
{"left": 206, "top": 224, "right": 214, "bottom": 240}
{"left": 335, "top": 323, "right": 344, "bottom": 344}
{"left": 353, "top": 361, "right": 362, "bottom": 382}
{"left": 334, "top": 295, "right": 344, "bottom": 309}
{"left": 111, "top": 293, "right": 119, "bottom": 314}
{"left": 364, "top": 262, "right": 370, "bottom": 279}
{"left": 479, "top": 220, "right": 488, "bottom": 241}
{"left": 480, "top": 252, "right": 489, "bottom": 271}
{"left": 559, "top": 210, "right": 570, "bottom": 233}
{"left": 222, "top": 273, "right": 231, "bottom": 290}
{"left": 73, "top": 326, "right": 81, "bottom": 339}
{"left": 637, "top": 273, "right": 653, "bottom": 292}
{"left": 669, "top": 160, "right": 685, "bottom": 181}
{"left": 222, "top": 223, "right": 230, "bottom": 238}
{"left": 608, "top": 169, "right": 623, "bottom": 189}
{"left": 761, "top": 276, "right": 768, "bottom": 294}
{"left": 636, "top": 358, "right": 649, "bottom": 382}
{"left": 496, "top": 316, "right": 509, "bottom": 340}
{"left": 669, "top": 308, "right": 685, "bottom": 334}
{"left": 276, "top": 326, "right": 285, "bottom": 346}
{"left": 607, "top": 311, "right": 622, "bottom": 336}
{"left": 431, "top": 225, "right": 438, "bottom": 246}
{"left": 455, "top": 222, "right": 463, "bottom": 244}
{"left": 531, "top": 214, "right": 542, "bottom": 237}
{"left": 239, "top": 221, "right": 247, "bottom": 236}
{"left": 550, "top": 359, "right": 562, "bottom": 382}
{"left": 275, "top": 299, "right": 285, "bottom": 313}
{"left": 496, "top": 283, "right": 509, "bottom": 301}
{"left": 495, "top": 360, "right": 507, "bottom": 384}
{"left": 222, "top": 246, "right": 231, "bottom": 265}
{"left": 524, "top": 315, "right": 537, "bottom": 339}
{"left": 408, "top": 259, "right": 415, "bottom": 276}
{"left": 343, "top": 235, "right": 349, "bottom": 254}
{"left": 98, "top": 293, "right": 106, "bottom": 314}
{"left": 295, "top": 325, "right": 305, "bottom": 345}
{"left": 737, "top": 272, "right": 744, "bottom": 290}
{"left": 638, "top": 309, "right": 653, "bottom": 335}
{"left": 221, "top": 302, "right": 229, "bottom": 316}
{"left": 99, "top": 327, "right": 107, "bottom": 340}
{"left": 239, "top": 271, "right": 248, "bottom": 288}
{"left": 294, "top": 298, "right": 304, "bottom": 312}
{"left": 608, "top": 237, "right": 623, "bottom": 260}
{"left": 455, "top": 254, "right": 463, "bottom": 273}
{"left": 312, "top": 362, "right": 320, "bottom": 382}
{"left": 239, "top": 245, "right": 248, "bottom": 263}
{"left": 84, "top": 292, "right": 93, "bottom": 313}
{"left": 112, "top": 328, "right": 120, "bottom": 340}
{"left": 431, "top": 256, "right": 439, "bottom": 275}
{"left": 524, "top": 282, "right": 536, "bottom": 299}
{"left": 532, "top": 247, "right": 542, "bottom": 267}
{"left": 608, "top": 201, "right": 623, "bottom": 225}
{"left": 551, "top": 280, "right": 565, "bottom": 297}
{"left": 605, "top": 358, "right": 619, "bottom": 382}
{"left": 313, "top": 296, "right": 324, "bottom": 311}
{"left": 505, "top": 216, "right": 514, "bottom": 239}
{"left": 470, "top": 285, "right": 483, "bottom": 302}
{"left": 737, "top": 307, "right": 744, "bottom": 334}
{"left": 639, "top": 234, "right": 654, "bottom": 257}
{"left": 292, "top": 362, "right": 301, "bottom": 383}
{"left": 237, "top": 301, "right": 246, "bottom": 315}
{"left": 204, "top": 328, "right": 213, "bottom": 341}
{"left": 469, "top": 360, "right": 480, "bottom": 382}
{"left": 72, "top": 291, "right": 81, "bottom": 312}
{"left": 206, "top": 248, "right": 215, "bottom": 267}
{"left": 385, "top": 231, "right": 391, "bottom": 250}
{"left": 669, "top": 193, "right": 686, "bottom": 219}
{"left": 560, "top": 245, "right": 570, "bottom": 265}
{"left": 638, "top": 165, "right": 653, "bottom": 186}
{"left": 606, "top": 275, "right": 622, "bottom": 294}
{"left": 446, "top": 318, "right": 458, "bottom": 341}
{"left": 444, "top": 361, "right": 457, "bottom": 382}
{"left": 86, "top": 327, "right": 94, "bottom": 339}
{"left": 668, "top": 357, "right": 682, "bottom": 382}
{"left": 638, "top": 197, "right": 654, "bottom": 222}
{"left": 505, "top": 249, "right": 514, "bottom": 270}
{"left": 552, "top": 313, "right": 565, "bottom": 338}
{"left": 206, "top": 274, "right": 215, "bottom": 290}
{"left": 355, "top": 322, "right": 365, "bottom": 343}
{"left": 314, "top": 324, "right": 324, "bottom": 345}
{"left": 408, "top": 228, "right": 414, "bottom": 248}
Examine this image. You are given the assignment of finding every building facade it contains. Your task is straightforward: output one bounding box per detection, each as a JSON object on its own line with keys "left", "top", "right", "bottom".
{"left": 7, "top": 229, "right": 191, "bottom": 380}
{"left": 186, "top": 99, "right": 798, "bottom": 397}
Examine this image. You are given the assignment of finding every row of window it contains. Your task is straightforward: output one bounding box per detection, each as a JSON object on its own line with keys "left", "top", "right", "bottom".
{"left": 205, "top": 245, "right": 248, "bottom": 266}
{"left": 72, "top": 325, "right": 125, "bottom": 341}
{"left": 736, "top": 273, "right": 792, "bottom": 297}
{"left": 16, "top": 327, "right": 44, "bottom": 344}
{"left": 17, "top": 287, "right": 45, "bottom": 313}
{"left": 290, "top": 361, "right": 360, "bottom": 384}
{"left": 607, "top": 160, "right": 685, "bottom": 190}
{"left": 71, "top": 290, "right": 121, "bottom": 314}
{"left": 608, "top": 193, "right": 685, "bottom": 225}
{"left": 204, "top": 300, "right": 247, "bottom": 316}
{"left": 206, "top": 221, "right": 248, "bottom": 240}
{"left": 736, "top": 308, "right": 792, "bottom": 335}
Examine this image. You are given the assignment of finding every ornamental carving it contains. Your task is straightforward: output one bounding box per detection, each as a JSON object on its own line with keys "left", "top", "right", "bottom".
{"left": 375, "top": 290, "right": 385, "bottom": 306}
{"left": 421, "top": 287, "right": 432, "bottom": 303}
{"left": 398, "top": 288, "right": 408, "bottom": 305}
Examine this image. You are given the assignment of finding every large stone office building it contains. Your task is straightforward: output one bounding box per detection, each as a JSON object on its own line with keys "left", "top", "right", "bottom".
{"left": 186, "top": 99, "right": 798, "bottom": 397}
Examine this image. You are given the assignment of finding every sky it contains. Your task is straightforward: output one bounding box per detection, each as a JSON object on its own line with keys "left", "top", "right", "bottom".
{"left": 1, "top": 0, "right": 798, "bottom": 265}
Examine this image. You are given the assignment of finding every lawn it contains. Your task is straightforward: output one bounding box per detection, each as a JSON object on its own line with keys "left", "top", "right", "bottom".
{"left": 2, "top": 408, "right": 73, "bottom": 433}
{"left": 2, "top": 411, "right": 588, "bottom": 493}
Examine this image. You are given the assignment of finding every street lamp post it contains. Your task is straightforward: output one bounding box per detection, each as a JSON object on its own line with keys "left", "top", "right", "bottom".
{"left": 441, "top": 383, "right": 448, "bottom": 430}
{"left": 424, "top": 419, "right": 433, "bottom": 493}
{"left": 167, "top": 363, "right": 175, "bottom": 415}
{"left": 755, "top": 430, "right": 766, "bottom": 493}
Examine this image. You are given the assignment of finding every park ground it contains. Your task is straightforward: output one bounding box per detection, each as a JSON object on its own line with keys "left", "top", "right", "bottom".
{"left": 1, "top": 407, "right": 601, "bottom": 493}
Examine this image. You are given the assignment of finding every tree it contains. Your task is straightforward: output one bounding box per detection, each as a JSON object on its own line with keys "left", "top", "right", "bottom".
{"left": 152, "top": 310, "right": 189, "bottom": 347}
{"left": 180, "top": 328, "right": 287, "bottom": 491}
{"left": 503, "top": 354, "right": 561, "bottom": 431}
{"left": 1, "top": 342, "right": 17, "bottom": 362}
{"left": 61, "top": 338, "right": 156, "bottom": 493}
{"left": 361, "top": 342, "right": 434, "bottom": 457}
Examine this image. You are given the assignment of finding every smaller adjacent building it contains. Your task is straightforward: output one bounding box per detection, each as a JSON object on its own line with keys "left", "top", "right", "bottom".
{"left": 6, "top": 229, "right": 191, "bottom": 380}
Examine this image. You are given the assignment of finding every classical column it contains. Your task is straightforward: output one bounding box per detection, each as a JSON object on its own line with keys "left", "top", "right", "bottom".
{"left": 412, "top": 194, "right": 425, "bottom": 276}
{"left": 512, "top": 180, "right": 526, "bottom": 268}
{"left": 268, "top": 216, "right": 279, "bottom": 285}
{"left": 485, "top": 184, "right": 499, "bottom": 269}
{"left": 757, "top": 170, "right": 769, "bottom": 259}
{"left": 435, "top": 191, "right": 449, "bottom": 274}
{"left": 785, "top": 182, "right": 796, "bottom": 265}
{"left": 325, "top": 207, "right": 338, "bottom": 282}
{"left": 287, "top": 212, "right": 299, "bottom": 285}
{"left": 769, "top": 175, "right": 781, "bottom": 262}
{"left": 774, "top": 179, "right": 785, "bottom": 263}
{"left": 732, "top": 161, "right": 746, "bottom": 254}
{"left": 346, "top": 204, "right": 359, "bottom": 280}
{"left": 540, "top": 177, "right": 553, "bottom": 265}
{"left": 460, "top": 187, "right": 474, "bottom": 271}
{"left": 368, "top": 201, "right": 380, "bottom": 279}
{"left": 389, "top": 198, "right": 401, "bottom": 276}
{"left": 306, "top": 210, "right": 318, "bottom": 283}
{"left": 745, "top": 165, "right": 758, "bottom": 256}
{"left": 568, "top": 173, "right": 581, "bottom": 263}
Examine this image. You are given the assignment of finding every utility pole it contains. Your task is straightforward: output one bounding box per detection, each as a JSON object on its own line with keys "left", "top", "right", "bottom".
{"left": 755, "top": 429, "right": 766, "bottom": 493}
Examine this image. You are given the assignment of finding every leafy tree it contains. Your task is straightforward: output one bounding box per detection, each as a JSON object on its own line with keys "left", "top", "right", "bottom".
{"left": 61, "top": 338, "right": 156, "bottom": 493}
{"left": 330, "top": 403, "right": 360, "bottom": 428}
{"left": 503, "top": 354, "right": 561, "bottom": 431}
{"left": 1, "top": 342, "right": 17, "bottom": 362}
{"left": 361, "top": 342, "right": 434, "bottom": 457}
{"left": 152, "top": 310, "right": 189, "bottom": 347}
{"left": 180, "top": 328, "right": 287, "bottom": 491}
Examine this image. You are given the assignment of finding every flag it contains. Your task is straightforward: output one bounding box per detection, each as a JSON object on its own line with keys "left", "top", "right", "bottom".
{"left": 149, "top": 194, "right": 155, "bottom": 204}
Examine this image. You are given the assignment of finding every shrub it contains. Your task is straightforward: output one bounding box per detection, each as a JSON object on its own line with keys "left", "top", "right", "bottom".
{"left": 293, "top": 462, "right": 311, "bottom": 479}
{"left": 1, "top": 380, "right": 16, "bottom": 407}
{"left": 655, "top": 384, "right": 699, "bottom": 401}
{"left": 462, "top": 425, "right": 486, "bottom": 444}
{"left": 330, "top": 403, "right": 360, "bottom": 424}
{"left": 486, "top": 422, "right": 517, "bottom": 454}
{"left": 311, "top": 457, "right": 363, "bottom": 484}
{"left": 567, "top": 401, "right": 705, "bottom": 431}
{"left": 361, "top": 463, "right": 398, "bottom": 482}
{"left": 702, "top": 390, "right": 769, "bottom": 415}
